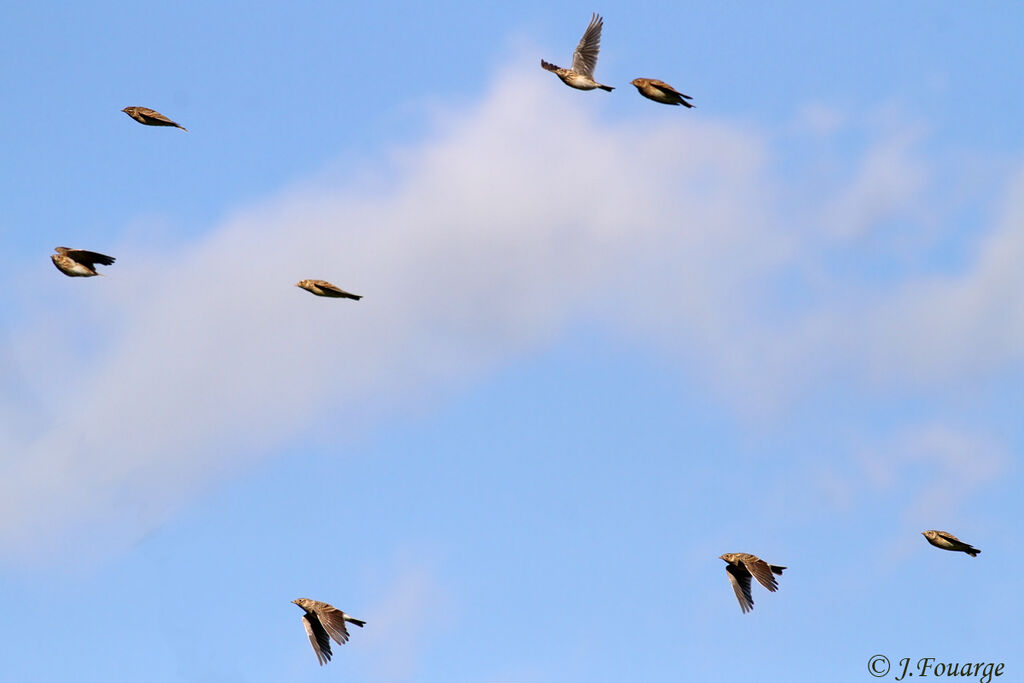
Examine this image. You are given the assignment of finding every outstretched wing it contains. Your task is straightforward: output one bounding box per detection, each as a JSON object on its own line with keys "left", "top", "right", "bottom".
{"left": 302, "top": 613, "right": 333, "bottom": 665}
{"left": 66, "top": 249, "right": 115, "bottom": 269}
{"left": 743, "top": 556, "right": 781, "bottom": 592}
{"left": 317, "top": 606, "right": 352, "bottom": 646}
{"left": 570, "top": 13, "right": 604, "bottom": 77}
{"left": 725, "top": 563, "right": 754, "bottom": 613}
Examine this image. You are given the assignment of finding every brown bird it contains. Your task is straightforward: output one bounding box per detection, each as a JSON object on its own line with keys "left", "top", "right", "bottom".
{"left": 292, "top": 598, "right": 366, "bottom": 666}
{"left": 295, "top": 279, "right": 362, "bottom": 300}
{"left": 51, "top": 247, "right": 116, "bottom": 277}
{"left": 541, "top": 13, "right": 614, "bottom": 92}
{"left": 631, "top": 78, "right": 694, "bottom": 108}
{"left": 121, "top": 106, "right": 188, "bottom": 131}
{"left": 720, "top": 553, "right": 786, "bottom": 613}
{"left": 922, "top": 530, "right": 981, "bottom": 557}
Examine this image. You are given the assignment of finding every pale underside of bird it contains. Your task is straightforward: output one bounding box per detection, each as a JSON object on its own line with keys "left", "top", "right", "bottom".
{"left": 720, "top": 553, "right": 786, "bottom": 613}
{"left": 922, "top": 530, "right": 981, "bottom": 557}
{"left": 541, "top": 13, "right": 613, "bottom": 92}
{"left": 121, "top": 106, "right": 188, "bottom": 131}
{"left": 292, "top": 598, "right": 366, "bottom": 666}
{"left": 295, "top": 279, "right": 362, "bottom": 300}
{"left": 631, "top": 78, "right": 695, "bottom": 107}
{"left": 51, "top": 246, "right": 116, "bottom": 277}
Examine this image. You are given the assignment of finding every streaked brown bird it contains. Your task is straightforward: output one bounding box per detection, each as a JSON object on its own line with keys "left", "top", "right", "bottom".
{"left": 922, "top": 530, "right": 980, "bottom": 557}
{"left": 631, "top": 78, "right": 694, "bottom": 108}
{"left": 541, "top": 13, "right": 614, "bottom": 92}
{"left": 292, "top": 598, "right": 366, "bottom": 666}
{"left": 51, "top": 246, "right": 116, "bottom": 277}
{"left": 720, "top": 553, "right": 786, "bottom": 614}
{"left": 121, "top": 106, "right": 188, "bottom": 131}
{"left": 295, "top": 279, "right": 362, "bottom": 300}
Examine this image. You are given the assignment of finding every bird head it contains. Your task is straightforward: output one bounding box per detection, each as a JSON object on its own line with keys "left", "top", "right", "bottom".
{"left": 292, "top": 598, "right": 311, "bottom": 609}
{"left": 631, "top": 78, "right": 644, "bottom": 88}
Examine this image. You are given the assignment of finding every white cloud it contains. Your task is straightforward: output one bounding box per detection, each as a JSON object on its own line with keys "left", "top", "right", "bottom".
{"left": 0, "top": 66, "right": 784, "bottom": 562}
{"left": 856, "top": 424, "right": 1009, "bottom": 521}
{"left": 794, "top": 102, "right": 846, "bottom": 136}
{"left": 358, "top": 563, "right": 450, "bottom": 682}
{"left": 1, "top": 63, "right": 1021, "bottom": 563}
{"left": 861, "top": 166, "right": 1024, "bottom": 383}
{"left": 821, "top": 127, "right": 930, "bottom": 239}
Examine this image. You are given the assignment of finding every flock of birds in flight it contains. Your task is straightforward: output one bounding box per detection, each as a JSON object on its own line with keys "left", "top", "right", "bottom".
{"left": 48, "top": 11, "right": 984, "bottom": 667}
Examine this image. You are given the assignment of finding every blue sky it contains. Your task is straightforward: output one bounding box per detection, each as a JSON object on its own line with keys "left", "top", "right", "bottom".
{"left": 1, "top": 1, "right": 1022, "bottom": 680}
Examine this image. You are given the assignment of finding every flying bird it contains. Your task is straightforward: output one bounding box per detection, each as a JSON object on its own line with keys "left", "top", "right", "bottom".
{"left": 630, "top": 78, "right": 694, "bottom": 108}
{"left": 51, "top": 247, "right": 115, "bottom": 277}
{"left": 292, "top": 598, "right": 366, "bottom": 666}
{"left": 541, "top": 13, "right": 614, "bottom": 92}
{"left": 720, "top": 553, "right": 786, "bottom": 613}
{"left": 121, "top": 106, "right": 188, "bottom": 131}
{"left": 295, "top": 279, "right": 362, "bottom": 300}
{"left": 922, "top": 530, "right": 981, "bottom": 557}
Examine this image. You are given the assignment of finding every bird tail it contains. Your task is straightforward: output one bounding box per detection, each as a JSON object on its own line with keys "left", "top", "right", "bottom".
{"left": 540, "top": 60, "right": 559, "bottom": 72}
{"left": 598, "top": 84, "right": 614, "bottom": 92}
{"left": 771, "top": 565, "right": 786, "bottom": 575}
{"left": 966, "top": 548, "right": 980, "bottom": 557}
{"left": 176, "top": 124, "right": 189, "bottom": 132}
{"left": 681, "top": 100, "right": 696, "bottom": 109}
{"left": 347, "top": 618, "right": 366, "bottom": 627}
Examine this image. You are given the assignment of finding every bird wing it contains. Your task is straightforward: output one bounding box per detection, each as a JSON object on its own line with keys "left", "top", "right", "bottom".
{"left": 139, "top": 108, "right": 175, "bottom": 124}
{"left": 136, "top": 107, "right": 187, "bottom": 129}
{"left": 743, "top": 556, "right": 781, "bottom": 592}
{"left": 65, "top": 249, "right": 115, "bottom": 268}
{"left": 725, "top": 563, "right": 754, "bottom": 613}
{"left": 315, "top": 280, "right": 361, "bottom": 299}
{"left": 570, "top": 13, "right": 603, "bottom": 77}
{"left": 302, "top": 613, "right": 333, "bottom": 665}
{"left": 650, "top": 79, "right": 692, "bottom": 100}
{"left": 935, "top": 531, "right": 979, "bottom": 554}
{"left": 317, "top": 606, "right": 352, "bottom": 646}
{"left": 312, "top": 280, "right": 345, "bottom": 295}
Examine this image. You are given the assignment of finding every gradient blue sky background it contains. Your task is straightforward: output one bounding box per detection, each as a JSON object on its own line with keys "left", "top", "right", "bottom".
{"left": 1, "top": 2, "right": 1022, "bottom": 681}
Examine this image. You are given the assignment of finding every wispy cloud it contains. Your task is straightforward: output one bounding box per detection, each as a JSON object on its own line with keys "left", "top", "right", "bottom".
{"left": 359, "top": 563, "right": 450, "bottom": 682}
{"left": 1, "top": 63, "right": 1020, "bottom": 564}
{"left": 860, "top": 166, "right": 1024, "bottom": 383}
{"left": 858, "top": 424, "right": 1009, "bottom": 521}
{"left": 821, "top": 127, "right": 929, "bottom": 239}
